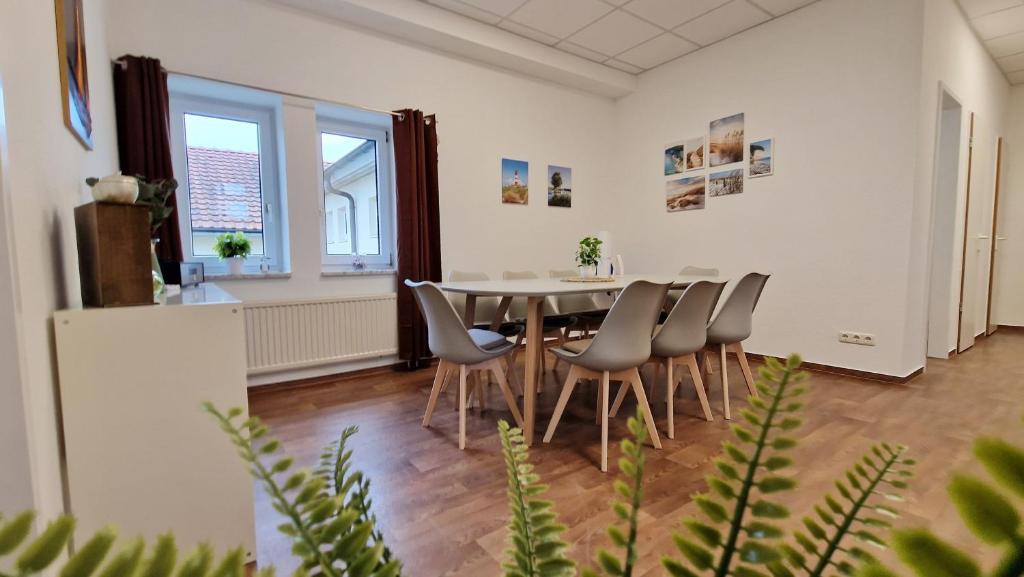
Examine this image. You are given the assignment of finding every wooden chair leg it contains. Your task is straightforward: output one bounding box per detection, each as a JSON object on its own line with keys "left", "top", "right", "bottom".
{"left": 720, "top": 343, "right": 731, "bottom": 420}
{"left": 652, "top": 362, "right": 662, "bottom": 411}
{"left": 543, "top": 365, "right": 580, "bottom": 443}
{"left": 685, "top": 354, "right": 713, "bottom": 422}
{"left": 628, "top": 368, "right": 662, "bottom": 449}
{"left": 504, "top": 356, "right": 523, "bottom": 396}
{"left": 596, "top": 379, "right": 605, "bottom": 424}
{"left": 423, "top": 360, "right": 449, "bottom": 427}
{"left": 608, "top": 379, "right": 630, "bottom": 417}
{"left": 489, "top": 360, "right": 524, "bottom": 428}
{"left": 440, "top": 364, "right": 454, "bottom": 393}
{"left": 458, "top": 364, "right": 468, "bottom": 450}
{"left": 733, "top": 343, "right": 757, "bottom": 398}
{"left": 600, "top": 370, "right": 610, "bottom": 472}
{"left": 666, "top": 358, "right": 675, "bottom": 439}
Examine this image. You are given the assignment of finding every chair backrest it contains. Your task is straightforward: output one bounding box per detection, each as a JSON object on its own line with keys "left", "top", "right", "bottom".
{"left": 549, "top": 269, "right": 601, "bottom": 314}
{"left": 652, "top": 281, "right": 727, "bottom": 358}
{"left": 448, "top": 270, "right": 500, "bottom": 325}
{"left": 405, "top": 280, "right": 482, "bottom": 363}
{"left": 706, "top": 273, "right": 770, "bottom": 345}
{"left": 502, "top": 270, "right": 557, "bottom": 319}
{"left": 680, "top": 266, "right": 720, "bottom": 276}
{"left": 575, "top": 280, "right": 670, "bottom": 371}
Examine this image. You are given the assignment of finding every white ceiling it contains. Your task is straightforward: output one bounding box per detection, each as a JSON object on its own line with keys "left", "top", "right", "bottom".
{"left": 420, "top": 0, "right": 820, "bottom": 73}
{"left": 958, "top": 0, "right": 1024, "bottom": 83}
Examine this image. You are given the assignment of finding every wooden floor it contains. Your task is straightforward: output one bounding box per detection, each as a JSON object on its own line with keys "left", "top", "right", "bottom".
{"left": 249, "top": 331, "right": 1024, "bottom": 576}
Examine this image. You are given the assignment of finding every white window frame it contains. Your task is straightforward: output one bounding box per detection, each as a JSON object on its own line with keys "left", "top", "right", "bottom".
{"left": 316, "top": 116, "right": 394, "bottom": 271}
{"left": 168, "top": 88, "right": 284, "bottom": 275}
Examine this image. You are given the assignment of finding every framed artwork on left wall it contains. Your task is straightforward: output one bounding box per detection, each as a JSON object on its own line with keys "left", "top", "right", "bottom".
{"left": 55, "top": 0, "right": 93, "bottom": 149}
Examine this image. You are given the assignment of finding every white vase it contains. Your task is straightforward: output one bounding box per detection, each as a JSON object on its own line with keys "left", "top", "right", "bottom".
{"left": 228, "top": 257, "right": 244, "bottom": 276}
{"left": 578, "top": 265, "right": 596, "bottom": 278}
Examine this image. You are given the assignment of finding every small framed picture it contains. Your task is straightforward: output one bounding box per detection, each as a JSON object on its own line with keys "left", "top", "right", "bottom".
{"left": 501, "top": 158, "right": 529, "bottom": 204}
{"left": 749, "top": 138, "right": 774, "bottom": 178}
{"left": 664, "top": 141, "right": 686, "bottom": 176}
{"left": 684, "top": 136, "right": 705, "bottom": 171}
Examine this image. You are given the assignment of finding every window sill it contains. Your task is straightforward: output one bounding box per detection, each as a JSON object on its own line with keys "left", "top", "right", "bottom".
{"left": 321, "top": 268, "right": 396, "bottom": 278}
{"left": 206, "top": 271, "right": 292, "bottom": 281}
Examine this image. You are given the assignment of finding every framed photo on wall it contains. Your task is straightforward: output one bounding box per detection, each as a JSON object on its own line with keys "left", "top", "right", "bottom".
{"left": 55, "top": 0, "right": 93, "bottom": 149}
{"left": 501, "top": 158, "right": 528, "bottom": 204}
{"left": 749, "top": 138, "right": 774, "bottom": 177}
{"left": 709, "top": 113, "right": 744, "bottom": 167}
{"left": 547, "top": 165, "right": 572, "bottom": 207}
{"left": 684, "top": 136, "right": 705, "bottom": 171}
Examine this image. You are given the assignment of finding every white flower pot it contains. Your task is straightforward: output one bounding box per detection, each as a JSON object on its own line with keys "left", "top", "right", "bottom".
{"left": 228, "top": 257, "right": 244, "bottom": 276}
{"left": 578, "top": 265, "right": 597, "bottom": 278}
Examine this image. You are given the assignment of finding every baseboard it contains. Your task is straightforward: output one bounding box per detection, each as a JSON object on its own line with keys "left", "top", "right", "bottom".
{"left": 248, "top": 357, "right": 430, "bottom": 394}
{"left": 997, "top": 324, "right": 1024, "bottom": 333}
{"left": 743, "top": 352, "right": 922, "bottom": 384}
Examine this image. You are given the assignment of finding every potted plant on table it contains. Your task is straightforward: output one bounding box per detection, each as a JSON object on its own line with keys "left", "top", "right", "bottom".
{"left": 575, "top": 236, "right": 602, "bottom": 278}
{"left": 213, "top": 231, "right": 252, "bottom": 276}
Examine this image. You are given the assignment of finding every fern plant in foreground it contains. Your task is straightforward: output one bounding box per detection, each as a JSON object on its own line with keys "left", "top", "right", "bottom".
{"left": 498, "top": 420, "right": 576, "bottom": 577}
{"left": 205, "top": 404, "right": 401, "bottom": 577}
{"left": 858, "top": 421, "right": 1024, "bottom": 577}
{"left": 774, "top": 443, "right": 913, "bottom": 577}
{"left": 583, "top": 409, "right": 649, "bottom": 577}
{"left": 662, "top": 355, "right": 808, "bottom": 577}
{"left": 0, "top": 511, "right": 260, "bottom": 577}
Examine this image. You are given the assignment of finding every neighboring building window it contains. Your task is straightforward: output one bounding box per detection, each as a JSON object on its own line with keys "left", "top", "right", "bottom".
{"left": 318, "top": 113, "right": 392, "bottom": 269}
{"left": 168, "top": 78, "right": 284, "bottom": 273}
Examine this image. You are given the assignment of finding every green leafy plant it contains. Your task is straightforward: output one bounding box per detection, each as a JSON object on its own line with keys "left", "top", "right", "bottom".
{"left": 575, "top": 237, "right": 602, "bottom": 269}
{"left": 582, "top": 409, "right": 649, "bottom": 577}
{"left": 205, "top": 404, "right": 401, "bottom": 577}
{"left": 858, "top": 424, "right": 1024, "bottom": 577}
{"left": 212, "top": 232, "right": 252, "bottom": 260}
{"left": 499, "top": 420, "right": 575, "bottom": 577}
{"left": 83, "top": 176, "right": 177, "bottom": 234}
{"left": 774, "top": 443, "right": 913, "bottom": 577}
{"left": 0, "top": 510, "right": 260, "bottom": 577}
{"left": 136, "top": 178, "right": 178, "bottom": 234}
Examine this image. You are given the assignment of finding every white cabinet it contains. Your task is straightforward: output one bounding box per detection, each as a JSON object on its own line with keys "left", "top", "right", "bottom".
{"left": 54, "top": 284, "right": 255, "bottom": 560}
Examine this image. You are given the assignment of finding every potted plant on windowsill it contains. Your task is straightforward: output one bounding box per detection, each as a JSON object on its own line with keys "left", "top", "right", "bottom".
{"left": 213, "top": 231, "right": 252, "bottom": 276}
{"left": 575, "top": 236, "right": 602, "bottom": 278}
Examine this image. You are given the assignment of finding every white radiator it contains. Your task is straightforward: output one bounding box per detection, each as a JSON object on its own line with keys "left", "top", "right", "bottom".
{"left": 243, "top": 294, "right": 398, "bottom": 374}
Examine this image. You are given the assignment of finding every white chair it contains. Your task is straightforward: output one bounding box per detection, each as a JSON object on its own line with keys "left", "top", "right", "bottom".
{"left": 705, "top": 273, "right": 770, "bottom": 420}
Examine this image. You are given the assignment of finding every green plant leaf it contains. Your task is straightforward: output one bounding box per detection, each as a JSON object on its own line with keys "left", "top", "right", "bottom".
{"left": 59, "top": 527, "right": 117, "bottom": 577}
{"left": 974, "top": 437, "right": 1024, "bottom": 499}
{"left": 16, "top": 516, "right": 76, "bottom": 573}
{"left": 947, "top": 474, "right": 1020, "bottom": 544}
{"left": 891, "top": 530, "right": 979, "bottom": 577}
{"left": 0, "top": 511, "right": 36, "bottom": 556}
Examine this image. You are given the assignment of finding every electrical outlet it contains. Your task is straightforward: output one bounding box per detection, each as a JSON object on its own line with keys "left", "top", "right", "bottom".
{"left": 839, "top": 331, "right": 876, "bottom": 346}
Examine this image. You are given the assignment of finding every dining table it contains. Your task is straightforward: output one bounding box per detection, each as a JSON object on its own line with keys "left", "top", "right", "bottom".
{"left": 437, "top": 273, "right": 724, "bottom": 445}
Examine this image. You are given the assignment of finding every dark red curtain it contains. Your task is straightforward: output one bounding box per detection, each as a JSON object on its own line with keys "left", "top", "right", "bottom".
{"left": 113, "top": 55, "right": 183, "bottom": 262}
{"left": 393, "top": 109, "right": 441, "bottom": 369}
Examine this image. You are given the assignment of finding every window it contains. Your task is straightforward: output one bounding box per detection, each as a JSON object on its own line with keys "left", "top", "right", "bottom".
{"left": 168, "top": 79, "right": 284, "bottom": 274}
{"left": 317, "top": 115, "right": 393, "bottom": 269}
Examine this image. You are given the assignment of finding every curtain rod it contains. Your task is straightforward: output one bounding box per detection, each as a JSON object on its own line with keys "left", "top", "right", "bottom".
{"left": 113, "top": 59, "right": 406, "bottom": 120}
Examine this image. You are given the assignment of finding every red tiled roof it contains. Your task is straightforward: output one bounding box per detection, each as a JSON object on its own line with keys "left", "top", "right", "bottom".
{"left": 185, "top": 146, "right": 264, "bottom": 232}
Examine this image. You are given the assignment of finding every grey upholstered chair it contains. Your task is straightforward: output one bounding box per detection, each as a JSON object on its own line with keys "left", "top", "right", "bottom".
{"left": 405, "top": 280, "right": 524, "bottom": 450}
{"left": 611, "top": 281, "right": 726, "bottom": 437}
{"left": 549, "top": 269, "right": 606, "bottom": 338}
{"left": 542, "top": 280, "right": 671, "bottom": 472}
{"left": 668, "top": 266, "right": 721, "bottom": 307}
{"left": 503, "top": 270, "right": 576, "bottom": 376}
{"left": 680, "top": 266, "right": 720, "bottom": 276}
{"left": 705, "top": 272, "right": 770, "bottom": 420}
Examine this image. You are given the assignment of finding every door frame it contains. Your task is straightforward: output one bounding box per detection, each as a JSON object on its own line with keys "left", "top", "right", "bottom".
{"left": 955, "top": 112, "right": 975, "bottom": 353}
{"left": 985, "top": 136, "right": 1003, "bottom": 335}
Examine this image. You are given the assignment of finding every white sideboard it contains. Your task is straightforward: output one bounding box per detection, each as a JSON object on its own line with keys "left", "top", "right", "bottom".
{"left": 54, "top": 284, "right": 256, "bottom": 560}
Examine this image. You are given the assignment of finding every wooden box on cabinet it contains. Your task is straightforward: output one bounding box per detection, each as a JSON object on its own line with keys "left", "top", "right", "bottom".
{"left": 74, "top": 202, "right": 152, "bottom": 307}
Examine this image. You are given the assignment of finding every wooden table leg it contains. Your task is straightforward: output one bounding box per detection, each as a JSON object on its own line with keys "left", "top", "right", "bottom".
{"left": 463, "top": 295, "right": 477, "bottom": 329}
{"left": 523, "top": 296, "right": 543, "bottom": 445}
{"left": 490, "top": 296, "right": 512, "bottom": 331}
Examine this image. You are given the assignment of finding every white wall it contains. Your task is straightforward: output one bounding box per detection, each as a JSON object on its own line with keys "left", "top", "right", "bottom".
{"left": 0, "top": 0, "right": 119, "bottom": 518}
{"left": 995, "top": 86, "right": 1024, "bottom": 326}
{"left": 905, "top": 0, "right": 1009, "bottom": 363}
{"left": 106, "top": 0, "right": 618, "bottom": 309}
{"left": 612, "top": 0, "right": 925, "bottom": 377}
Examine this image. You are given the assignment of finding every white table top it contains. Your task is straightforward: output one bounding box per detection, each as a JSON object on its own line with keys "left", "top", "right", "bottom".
{"left": 437, "top": 274, "right": 724, "bottom": 297}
